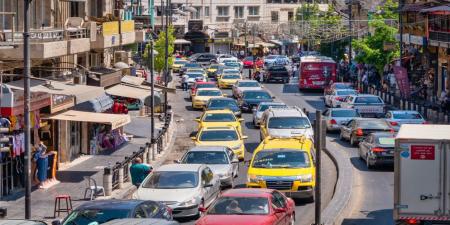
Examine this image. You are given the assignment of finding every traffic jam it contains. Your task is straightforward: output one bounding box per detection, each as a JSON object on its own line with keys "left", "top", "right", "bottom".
{"left": 56, "top": 53, "right": 436, "bottom": 225}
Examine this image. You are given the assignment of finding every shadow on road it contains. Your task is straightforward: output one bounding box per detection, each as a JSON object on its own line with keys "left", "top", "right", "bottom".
{"left": 184, "top": 97, "right": 191, "bottom": 102}
{"left": 341, "top": 209, "right": 394, "bottom": 225}
{"left": 350, "top": 157, "right": 394, "bottom": 172}
{"left": 293, "top": 198, "right": 314, "bottom": 207}
{"left": 282, "top": 83, "right": 300, "bottom": 94}
{"left": 245, "top": 142, "right": 259, "bottom": 154}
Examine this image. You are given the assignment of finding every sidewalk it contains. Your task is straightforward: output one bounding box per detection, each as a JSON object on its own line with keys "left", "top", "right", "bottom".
{"left": 0, "top": 111, "right": 168, "bottom": 222}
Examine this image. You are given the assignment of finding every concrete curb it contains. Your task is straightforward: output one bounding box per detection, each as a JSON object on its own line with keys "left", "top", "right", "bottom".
{"left": 321, "top": 147, "right": 353, "bottom": 225}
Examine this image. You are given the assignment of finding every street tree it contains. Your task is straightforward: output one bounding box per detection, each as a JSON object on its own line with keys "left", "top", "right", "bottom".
{"left": 143, "top": 26, "right": 176, "bottom": 74}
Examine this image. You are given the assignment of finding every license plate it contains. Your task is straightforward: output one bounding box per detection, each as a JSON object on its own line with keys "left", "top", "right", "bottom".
{"left": 356, "top": 106, "right": 382, "bottom": 113}
{"left": 313, "top": 81, "right": 324, "bottom": 85}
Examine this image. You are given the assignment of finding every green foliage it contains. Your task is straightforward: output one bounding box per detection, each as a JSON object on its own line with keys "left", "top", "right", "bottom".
{"left": 352, "top": 0, "right": 399, "bottom": 74}
{"left": 143, "top": 26, "right": 175, "bottom": 73}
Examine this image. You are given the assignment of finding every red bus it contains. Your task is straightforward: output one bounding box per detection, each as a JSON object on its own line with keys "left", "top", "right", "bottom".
{"left": 299, "top": 56, "right": 337, "bottom": 89}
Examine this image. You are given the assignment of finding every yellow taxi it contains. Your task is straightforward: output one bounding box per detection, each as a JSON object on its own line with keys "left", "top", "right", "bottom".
{"left": 207, "top": 64, "right": 222, "bottom": 78}
{"left": 192, "top": 126, "right": 247, "bottom": 160}
{"left": 187, "top": 68, "right": 207, "bottom": 79}
{"left": 195, "top": 109, "right": 244, "bottom": 134}
{"left": 218, "top": 74, "right": 242, "bottom": 89}
{"left": 191, "top": 88, "right": 225, "bottom": 109}
{"left": 172, "top": 59, "right": 188, "bottom": 73}
{"left": 246, "top": 136, "right": 316, "bottom": 201}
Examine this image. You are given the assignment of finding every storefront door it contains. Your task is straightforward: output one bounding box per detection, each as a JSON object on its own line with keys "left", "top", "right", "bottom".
{"left": 69, "top": 121, "right": 81, "bottom": 161}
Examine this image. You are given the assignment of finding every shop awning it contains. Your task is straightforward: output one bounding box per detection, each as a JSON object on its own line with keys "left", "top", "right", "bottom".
{"left": 106, "top": 84, "right": 162, "bottom": 106}
{"left": 49, "top": 110, "right": 130, "bottom": 129}
{"left": 6, "top": 79, "right": 105, "bottom": 104}
{"left": 258, "top": 42, "right": 276, "bottom": 47}
{"left": 269, "top": 40, "right": 283, "bottom": 46}
{"left": 74, "top": 94, "right": 114, "bottom": 113}
{"left": 174, "top": 39, "right": 191, "bottom": 44}
{"left": 421, "top": 5, "right": 450, "bottom": 13}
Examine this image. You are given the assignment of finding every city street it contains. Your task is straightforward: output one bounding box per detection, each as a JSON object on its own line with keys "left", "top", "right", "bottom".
{"left": 150, "top": 74, "right": 394, "bottom": 225}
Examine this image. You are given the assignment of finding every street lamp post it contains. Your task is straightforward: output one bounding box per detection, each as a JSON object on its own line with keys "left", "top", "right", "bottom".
{"left": 23, "top": 0, "right": 32, "bottom": 219}
{"left": 149, "top": 0, "right": 156, "bottom": 155}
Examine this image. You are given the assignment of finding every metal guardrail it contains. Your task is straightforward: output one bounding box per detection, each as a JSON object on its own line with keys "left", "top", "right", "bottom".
{"left": 104, "top": 107, "right": 173, "bottom": 194}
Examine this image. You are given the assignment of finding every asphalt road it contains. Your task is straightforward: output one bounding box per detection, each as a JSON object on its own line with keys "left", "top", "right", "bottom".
{"left": 161, "top": 74, "right": 337, "bottom": 225}
{"left": 259, "top": 78, "right": 394, "bottom": 225}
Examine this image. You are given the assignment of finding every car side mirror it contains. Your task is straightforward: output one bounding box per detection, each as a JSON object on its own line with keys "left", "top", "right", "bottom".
{"left": 242, "top": 136, "right": 248, "bottom": 139}
{"left": 173, "top": 160, "right": 181, "bottom": 163}
{"left": 274, "top": 208, "right": 287, "bottom": 213}
{"left": 261, "top": 85, "right": 264, "bottom": 88}
{"left": 272, "top": 96, "right": 276, "bottom": 99}
{"left": 223, "top": 94, "right": 228, "bottom": 97}
{"left": 51, "top": 220, "right": 62, "bottom": 225}
{"left": 194, "top": 118, "right": 201, "bottom": 122}
{"left": 203, "top": 183, "right": 213, "bottom": 188}
{"left": 252, "top": 108, "right": 257, "bottom": 112}
{"left": 231, "top": 158, "right": 239, "bottom": 164}
{"left": 238, "top": 118, "right": 244, "bottom": 122}
{"left": 191, "top": 137, "right": 197, "bottom": 141}
{"left": 199, "top": 206, "right": 207, "bottom": 213}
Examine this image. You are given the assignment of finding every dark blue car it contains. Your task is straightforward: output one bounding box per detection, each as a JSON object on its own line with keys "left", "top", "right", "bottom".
{"left": 58, "top": 200, "right": 172, "bottom": 225}
{"left": 238, "top": 90, "right": 274, "bottom": 112}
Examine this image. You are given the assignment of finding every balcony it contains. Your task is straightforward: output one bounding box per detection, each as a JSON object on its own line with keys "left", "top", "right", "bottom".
{"left": 429, "top": 31, "right": 450, "bottom": 45}
{"left": 120, "top": 20, "right": 136, "bottom": 45}
{"left": 91, "top": 21, "right": 121, "bottom": 49}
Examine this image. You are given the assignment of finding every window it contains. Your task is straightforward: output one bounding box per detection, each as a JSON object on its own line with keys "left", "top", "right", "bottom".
{"left": 217, "top": 6, "right": 229, "bottom": 16}
{"left": 248, "top": 6, "right": 259, "bottom": 16}
{"left": 191, "top": 6, "right": 202, "bottom": 19}
{"left": 267, "top": 0, "right": 282, "bottom": 3}
{"left": 272, "top": 191, "right": 287, "bottom": 208}
{"left": 288, "top": 11, "right": 294, "bottom": 21}
{"left": 234, "top": 6, "right": 244, "bottom": 18}
{"left": 133, "top": 206, "right": 147, "bottom": 218}
{"left": 271, "top": 11, "right": 279, "bottom": 23}
{"left": 205, "top": 6, "right": 210, "bottom": 17}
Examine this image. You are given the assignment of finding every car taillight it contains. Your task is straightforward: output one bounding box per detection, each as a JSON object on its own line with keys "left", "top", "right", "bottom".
{"left": 406, "top": 219, "right": 419, "bottom": 224}
{"left": 390, "top": 128, "right": 395, "bottom": 133}
{"left": 371, "top": 147, "right": 384, "bottom": 152}
{"left": 356, "top": 128, "right": 363, "bottom": 136}
{"left": 330, "top": 119, "right": 337, "bottom": 125}
{"left": 389, "top": 121, "right": 398, "bottom": 126}
{"left": 335, "top": 97, "right": 344, "bottom": 101}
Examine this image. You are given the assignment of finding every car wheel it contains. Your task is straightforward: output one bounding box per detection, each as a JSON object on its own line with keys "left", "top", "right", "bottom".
{"left": 358, "top": 148, "right": 364, "bottom": 160}
{"left": 350, "top": 135, "right": 357, "bottom": 146}
{"left": 366, "top": 154, "right": 373, "bottom": 170}
{"left": 289, "top": 213, "right": 295, "bottom": 225}
{"left": 339, "top": 131, "right": 345, "bottom": 141}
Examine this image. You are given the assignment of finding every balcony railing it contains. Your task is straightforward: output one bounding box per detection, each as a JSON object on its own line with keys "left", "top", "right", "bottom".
{"left": 429, "top": 31, "right": 450, "bottom": 43}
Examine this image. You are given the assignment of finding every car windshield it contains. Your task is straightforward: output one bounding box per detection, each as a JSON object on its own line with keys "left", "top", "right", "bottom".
{"left": 197, "top": 90, "right": 222, "bottom": 96}
{"left": 183, "top": 151, "right": 228, "bottom": 164}
{"left": 210, "top": 65, "right": 221, "bottom": 69}
{"left": 187, "top": 73, "right": 203, "bottom": 78}
{"left": 331, "top": 110, "right": 359, "bottom": 117}
{"left": 197, "top": 83, "right": 216, "bottom": 89}
{"left": 142, "top": 171, "right": 198, "bottom": 189}
{"left": 334, "top": 83, "right": 352, "bottom": 89}
{"left": 375, "top": 136, "right": 395, "bottom": 146}
{"left": 175, "top": 61, "right": 187, "bottom": 65}
{"left": 185, "top": 63, "right": 200, "bottom": 68}
{"left": 208, "top": 100, "right": 239, "bottom": 109}
{"left": 222, "top": 75, "right": 240, "bottom": 79}
{"left": 188, "top": 69, "right": 203, "bottom": 72}
{"left": 225, "top": 63, "right": 239, "bottom": 67}
{"left": 269, "top": 66, "right": 287, "bottom": 71}
{"left": 336, "top": 90, "right": 357, "bottom": 96}
{"left": 207, "top": 197, "right": 269, "bottom": 215}
{"left": 355, "top": 97, "right": 383, "bottom": 104}
{"left": 266, "top": 55, "right": 278, "bottom": 59}
{"left": 252, "top": 150, "right": 310, "bottom": 168}
{"left": 393, "top": 112, "right": 423, "bottom": 119}
{"left": 238, "top": 82, "right": 260, "bottom": 87}
{"left": 243, "top": 91, "right": 271, "bottom": 99}
{"left": 268, "top": 117, "right": 311, "bottom": 129}
{"left": 62, "top": 209, "right": 130, "bottom": 225}
{"left": 203, "top": 113, "right": 236, "bottom": 122}
{"left": 199, "top": 130, "right": 238, "bottom": 141}
{"left": 224, "top": 70, "right": 240, "bottom": 74}
{"left": 358, "top": 120, "right": 390, "bottom": 129}
{"left": 258, "top": 104, "right": 286, "bottom": 112}
{"left": 244, "top": 56, "right": 254, "bottom": 61}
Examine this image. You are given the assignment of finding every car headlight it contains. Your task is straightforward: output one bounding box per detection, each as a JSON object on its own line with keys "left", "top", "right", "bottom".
{"left": 231, "top": 143, "right": 242, "bottom": 150}
{"left": 178, "top": 198, "right": 198, "bottom": 207}
{"left": 247, "top": 174, "right": 264, "bottom": 183}
{"left": 296, "top": 174, "right": 313, "bottom": 183}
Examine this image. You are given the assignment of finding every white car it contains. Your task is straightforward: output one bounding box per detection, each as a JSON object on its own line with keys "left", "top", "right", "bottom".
{"left": 217, "top": 54, "right": 240, "bottom": 65}
{"left": 252, "top": 102, "right": 287, "bottom": 127}
{"left": 385, "top": 110, "right": 426, "bottom": 131}
{"left": 133, "top": 164, "right": 221, "bottom": 218}
{"left": 340, "top": 94, "right": 385, "bottom": 118}
{"left": 322, "top": 108, "right": 361, "bottom": 131}
{"left": 177, "top": 146, "right": 239, "bottom": 188}
{"left": 232, "top": 80, "right": 262, "bottom": 98}
{"left": 324, "top": 89, "right": 358, "bottom": 108}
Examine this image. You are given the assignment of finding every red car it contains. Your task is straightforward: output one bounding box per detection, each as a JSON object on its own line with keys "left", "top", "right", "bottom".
{"left": 196, "top": 188, "right": 295, "bottom": 225}
{"left": 190, "top": 81, "right": 217, "bottom": 97}
{"left": 243, "top": 56, "right": 264, "bottom": 68}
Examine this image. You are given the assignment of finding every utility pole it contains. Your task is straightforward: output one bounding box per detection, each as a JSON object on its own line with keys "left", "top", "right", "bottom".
{"left": 163, "top": 0, "right": 170, "bottom": 115}
{"left": 348, "top": 1, "right": 352, "bottom": 62}
{"left": 23, "top": 0, "right": 32, "bottom": 219}
{"left": 399, "top": 0, "right": 404, "bottom": 67}
{"left": 149, "top": 0, "right": 155, "bottom": 158}
{"left": 313, "top": 110, "right": 324, "bottom": 225}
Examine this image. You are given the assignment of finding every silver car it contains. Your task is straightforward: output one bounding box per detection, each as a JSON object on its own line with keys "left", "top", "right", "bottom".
{"left": 177, "top": 146, "right": 239, "bottom": 188}
{"left": 252, "top": 102, "right": 287, "bottom": 127}
{"left": 324, "top": 89, "right": 358, "bottom": 108}
{"left": 385, "top": 110, "right": 426, "bottom": 131}
{"left": 322, "top": 108, "right": 361, "bottom": 132}
{"left": 232, "top": 80, "right": 262, "bottom": 98}
{"left": 133, "top": 164, "right": 221, "bottom": 219}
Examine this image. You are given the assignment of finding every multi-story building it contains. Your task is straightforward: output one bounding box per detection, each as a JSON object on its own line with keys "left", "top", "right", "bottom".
{"left": 0, "top": 0, "right": 145, "bottom": 197}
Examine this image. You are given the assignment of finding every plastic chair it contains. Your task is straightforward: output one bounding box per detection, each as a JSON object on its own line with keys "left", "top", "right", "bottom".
{"left": 83, "top": 176, "right": 105, "bottom": 200}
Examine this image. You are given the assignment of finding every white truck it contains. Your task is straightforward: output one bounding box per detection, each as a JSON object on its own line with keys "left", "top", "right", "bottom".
{"left": 394, "top": 124, "right": 450, "bottom": 225}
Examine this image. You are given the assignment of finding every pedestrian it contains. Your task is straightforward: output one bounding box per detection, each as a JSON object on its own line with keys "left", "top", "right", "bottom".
{"left": 130, "top": 157, "right": 152, "bottom": 188}
{"left": 258, "top": 70, "right": 264, "bottom": 83}
{"left": 181, "top": 73, "right": 189, "bottom": 91}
